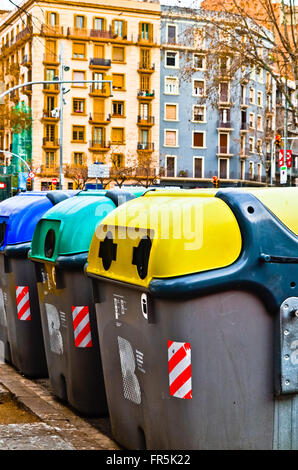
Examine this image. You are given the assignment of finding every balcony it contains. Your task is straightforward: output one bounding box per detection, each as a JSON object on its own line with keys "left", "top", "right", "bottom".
{"left": 42, "top": 110, "right": 59, "bottom": 121}
{"left": 67, "top": 27, "right": 89, "bottom": 39}
{"left": 89, "top": 140, "right": 111, "bottom": 151}
{"left": 10, "top": 89, "right": 20, "bottom": 102}
{"left": 138, "top": 62, "right": 155, "bottom": 73}
{"left": 240, "top": 97, "right": 250, "bottom": 108}
{"left": 23, "top": 85, "right": 32, "bottom": 95}
{"left": 240, "top": 146, "right": 250, "bottom": 158}
{"left": 137, "top": 34, "right": 154, "bottom": 44}
{"left": 137, "top": 142, "right": 154, "bottom": 151}
{"left": 89, "top": 84, "right": 111, "bottom": 97}
{"left": 137, "top": 89, "right": 155, "bottom": 100}
{"left": 89, "top": 113, "right": 111, "bottom": 124}
{"left": 41, "top": 24, "right": 64, "bottom": 36}
{"left": 240, "top": 122, "right": 249, "bottom": 132}
{"left": 137, "top": 115, "right": 155, "bottom": 126}
{"left": 216, "top": 146, "right": 234, "bottom": 157}
{"left": 89, "top": 58, "right": 111, "bottom": 69}
{"left": 42, "top": 138, "right": 60, "bottom": 148}
{"left": 217, "top": 120, "right": 234, "bottom": 131}
{"left": 22, "top": 54, "right": 32, "bottom": 67}
{"left": 90, "top": 29, "right": 113, "bottom": 39}
{"left": 265, "top": 106, "right": 274, "bottom": 116}
{"left": 218, "top": 96, "right": 231, "bottom": 106}
{"left": 135, "top": 168, "right": 156, "bottom": 177}
{"left": 16, "top": 26, "right": 33, "bottom": 43}
{"left": 37, "top": 166, "right": 59, "bottom": 177}
{"left": 43, "top": 53, "right": 60, "bottom": 65}
{"left": 43, "top": 83, "right": 59, "bottom": 93}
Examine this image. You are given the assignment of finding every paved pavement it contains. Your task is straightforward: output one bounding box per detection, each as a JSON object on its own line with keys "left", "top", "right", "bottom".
{"left": 0, "top": 363, "right": 120, "bottom": 450}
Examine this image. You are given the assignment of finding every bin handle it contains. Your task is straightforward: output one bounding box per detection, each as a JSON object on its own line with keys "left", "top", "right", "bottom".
{"left": 260, "top": 253, "right": 298, "bottom": 264}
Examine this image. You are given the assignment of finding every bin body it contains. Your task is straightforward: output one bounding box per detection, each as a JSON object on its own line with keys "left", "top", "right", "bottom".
{"left": 87, "top": 188, "right": 298, "bottom": 449}
{"left": 30, "top": 190, "right": 141, "bottom": 415}
{"left": 0, "top": 192, "right": 75, "bottom": 376}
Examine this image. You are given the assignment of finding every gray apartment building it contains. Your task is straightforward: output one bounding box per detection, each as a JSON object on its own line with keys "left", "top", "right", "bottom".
{"left": 159, "top": 5, "right": 276, "bottom": 188}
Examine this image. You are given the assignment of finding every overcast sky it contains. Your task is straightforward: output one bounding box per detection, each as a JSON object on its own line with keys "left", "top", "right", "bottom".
{"left": 2, "top": 0, "right": 202, "bottom": 9}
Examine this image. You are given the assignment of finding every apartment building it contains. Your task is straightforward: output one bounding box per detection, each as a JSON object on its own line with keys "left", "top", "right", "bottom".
{"left": 159, "top": 5, "right": 275, "bottom": 187}
{"left": 0, "top": 0, "right": 160, "bottom": 189}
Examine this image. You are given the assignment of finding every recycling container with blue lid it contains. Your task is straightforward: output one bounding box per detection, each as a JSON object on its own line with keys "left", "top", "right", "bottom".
{"left": 29, "top": 189, "right": 145, "bottom": 415}
{"left": 0, "top": 190, "right": 77, "bottom": 376}
{"left": 86, "top": 187, "right": 298, "bottom": 450}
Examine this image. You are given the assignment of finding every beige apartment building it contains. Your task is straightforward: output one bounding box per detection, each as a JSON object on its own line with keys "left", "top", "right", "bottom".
{"left": 0, "top": 0, "right": 160, "bottom": 189}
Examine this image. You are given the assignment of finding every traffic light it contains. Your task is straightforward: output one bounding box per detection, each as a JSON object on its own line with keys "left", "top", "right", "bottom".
{"left": 26, "top": 178, "right": 32, "bottom": 191}
{"left": 212, "top": 176, "right": 219, "bottom": 188}
{"left": 275, "top": 134, "right": 282, "bottom": 147}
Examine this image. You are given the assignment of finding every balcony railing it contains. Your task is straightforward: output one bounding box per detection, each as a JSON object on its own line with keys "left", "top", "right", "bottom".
{"left": 89, "top": 58, "right": 111, "bottom": 67}
{"left": 137, "top": 34, "right": 154, "bottom": 43}
{"left": 89, "top": 140, "right": 111, "bottom": 149}
{"left": 218, "top": 95, "right": 230, "bottom": 104}
{"left": 43, "top": 53, "right": 59, "bottom": 63}
{"left": 67, "top": 27, "right": 88, "bottom": 37}
{"left": 89, "top": 84, "right": 110, "bottom": 96}
{"left": 43, "top": 110, "right": 59, "bottom": 119}
{"left": 137, "top": 115, "right": 155, "bottom": 124}
{"left": 137, "top": 89, "right": 155, "bottom": 98}
{"left": 38, "top": 166, "right": 59, "bottom": 177}
{"left": 89, "top": 113, "right": 111, "bottom": 123}
{"left": 42, "top": 138, "right": 60, "bottom": 147}
{"left": 217, "top": 120, "right": 232, "bottom": 129}
{"left": 135, "top": 168, "right": 156, "bottom": 177}
{"left": 240, "top": 146, "right": 250, "bottom": 157}
{"left": 240, "top": 122, "right": 249, "bottom": 131}
{"left": 43, "top": 83, "right": 59, "bottom": 91}
{"left": 137, "top": 142, "right": 154, "bottom": 151}
{"left": 90, "top": 29, "right": 113, "bottom": 39}
{"left": 217, "top": 146, "right": 230, "bottom": 155}
{"left": 16, "top": 26, "right": 33, "bottom": 43}
{"left": 138, "top": 62, "right": 155, "bottom": 71}
{"left": 41, "top": 24, "right": 64, "bottom": 36}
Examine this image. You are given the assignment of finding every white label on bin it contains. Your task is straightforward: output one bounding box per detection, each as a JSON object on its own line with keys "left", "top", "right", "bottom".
{"left": 117, "top": 336, "right": 141, "bottom": 405}
{"left": 113, "top": 295, "right": 127, "bottom": 320}
{"left": 45, "top": 303, "right": 63, "bottom": 355}
{"left": 168, "top": 340, "right": 192, "bottom": 400}
{"left": 0, "top": 288, "right": 7, "bottom": 327}
{"left": 16, "top": 286, "right": 31, "bottom": 321}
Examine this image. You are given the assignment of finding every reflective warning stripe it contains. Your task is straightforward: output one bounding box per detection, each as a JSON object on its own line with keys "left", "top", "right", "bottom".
{"left": 168, "top": 340, "right": 192, "bottom": 399}
{"left": 16, "top": 286, "right": 31, "bottom": 321}
{"left": 72, "top": 306, "right": 92, "bottom": 348}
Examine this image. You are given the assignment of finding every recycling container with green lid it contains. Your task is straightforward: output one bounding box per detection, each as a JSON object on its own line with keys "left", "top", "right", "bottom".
{"left": 0, "top": 190, "right": 77, "bottom": 376}
{"left": 86, "top": 187, "right": 298, "bottom": 449}
{"left": 29, "top": 189, "right": 144, "bottom": 415}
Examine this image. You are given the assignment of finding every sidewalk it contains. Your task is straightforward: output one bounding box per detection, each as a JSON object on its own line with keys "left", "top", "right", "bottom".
{"left": 0, "top": 363, "right": 120, "bottom": 450}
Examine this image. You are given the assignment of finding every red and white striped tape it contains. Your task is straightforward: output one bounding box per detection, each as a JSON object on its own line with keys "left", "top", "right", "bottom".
{"left": 16, "top": 286, "right": 31, "bottom": 321}
{"left": 168, "top": 340, "right": 192, "bottom": 400}
{"left": 72, "top": 306, "right": 93, "bottom": 348}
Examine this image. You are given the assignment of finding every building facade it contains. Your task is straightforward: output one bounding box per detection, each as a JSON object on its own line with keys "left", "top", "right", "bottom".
{"left": 0, "top": 0, "right": 160, "bottom": 190}
{"left": 159, "top": 5, "right": 276, "bottom": 188}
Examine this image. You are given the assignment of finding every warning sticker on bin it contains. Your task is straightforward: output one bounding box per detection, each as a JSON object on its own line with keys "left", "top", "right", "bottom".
{"left": 72, "top": 306, "right": 93, "bottom": 348}
{"left": 168, "top": 340, "right": 192, "bottom": 400}
{"left": 16, "top": 286, "right": 31, "bottom": 321}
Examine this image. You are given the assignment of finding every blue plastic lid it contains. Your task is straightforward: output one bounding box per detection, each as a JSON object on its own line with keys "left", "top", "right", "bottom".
{"left": 0, "top": 191, "right": 76, "bottom": 250}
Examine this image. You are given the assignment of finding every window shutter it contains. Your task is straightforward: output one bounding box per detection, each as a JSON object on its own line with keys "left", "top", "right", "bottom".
{"left": 112, "top": 47, "right": 124, "bottom": 62}
{"left": 113, "top": 74, "right": 124, "bottom": 89}
{"left": 193, "top": 132, "right": 203, "bottom": 147}
{"left": 94, "top": 45, "right": 104, "bottom": 58}
{"left": 165, "top": 104, "right": 176, "bottom": 120}
{"left": 165, "top": 131, "right": 176, "bottom": 146}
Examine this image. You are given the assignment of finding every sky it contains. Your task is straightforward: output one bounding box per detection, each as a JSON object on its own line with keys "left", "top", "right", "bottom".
{"left": 2, "top": 0, "right": 202, "bottom": 9}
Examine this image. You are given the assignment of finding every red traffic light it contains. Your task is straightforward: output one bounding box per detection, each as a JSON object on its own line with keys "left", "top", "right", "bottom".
{"left": 0, "top": 183, "right": 7, "bottom": 189}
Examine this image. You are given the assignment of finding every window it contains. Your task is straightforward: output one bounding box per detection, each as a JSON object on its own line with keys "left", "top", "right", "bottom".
{"left": 165, "top": 51, "right": 178, "bottom": 67}
{"left": 140, "top": 48, "right": 151, "bottom": 69}
{"left": 193, "top": 132, "right": 205, "bottom": 148}
{"left": 219, "top": 159, "right": 228, "bottom": 179}
{"left": 72, "top": 125, "right": 85, "bottom": 142}
{"left": 193, "top": 106, "right": 205, "bottom": 122}
{"left": 240, "top": 160, "right": 245, "bottom": 180}
{"left": 256, "top": 139, "right": 262, "bottom": 154}
{"left": 73, "top": 98, "right": 85, "bottom": 114}
{"left": 166, "top": 156, "right": 176, "bottom": 177}
{"left": 47, "top": 12, "right": 58, "bottom": 26}
{"left": 73, "top": 152, "right": 84, "bottom": 166}
{"left": 46, "top": 95, "right": 55, "bottom": 113}
{"left": 94, "top": 44, "right": 104, "bottom": 59}
{"left": 112, "top": 153, "right": 125, "bottom": 168}
{"left": 257, "top": 115, "right": 262, "bottom": 131}
{"left": 165, "top": 130, "right": 178, "bottom": 147}
{"left": 112, "top": 101, "right": 124, "bottom": 116}
{"left": 140, "top": 74, "right": 150, "bottom": 92}
{"left": 249, "top": 137, "right": 254, "bottom": 153}
{"left": 75, "top": 15, "right": 85, "bottom": 29}
{"left": 219, "top": 82, "right": 229, "bottom": 102}
{"left": 112, "top": 46, "right": 125, "bottom": 63}
{"left": 194, "top": 157, "right": 204, "bottom": 178}
{"left": 193, "top": 80, "right": 205, "bottom": 97}
{"left": 249, "top": 113, "right": 255, "bottom": 129}
{"left": 112, "top": 73, "right": 125, "bottom": 90}
{"left": 45, "top": 151, "right": 56, "bottom": 168}
{"left": 257, "top": 163, "right": 262, "bottom": 181}
{"left": 73, "top": 43, "right": 86, "bottom": 59}
{"left": 193, "top": 54, "right": 205, "bottom": 70}
{"left": 45, "top": 68, "right": 57, "bottom": 90}
{"left": 140, "top": 129, "right": 149, "bottom": 146}
{"left": 219, "top": 108, "right": 230, "bottom": 124}
{"left": 167, "top": 25, "right": 176, "bottom": 44}
{"left": 113, "top": 20, "right": 126, "bottom": 38}
{"left": 257, "top": 91, "right": 262, "bottom": 107}
{"left": 94, "top": 18, "right": 104, "bottom": 31}
{"left": 165, "top": 104, "right": 177, "bottom": 121}
{"left": 111, "top": 127, "right": 125, "bottom": 144}
{"left": 93, "top": 72, "right": 103, "bottom": 90}
{"left": 249, "top": 87, "right": 254, "bottom": 104}
{"left": 165, "top": 77, "right": 178, "bottom": 94}
{"left": 256, "top": 67, "right": 263, "bottom": 83}
{"left": 249, "top": 161, "right": 254, "bottom": 178}
{"left": 93, "top": 127, "right": 104, "bottom": 144}
{"left": 140, "top": 23, "right": 152, "bottom": 40}
{"left": 140, "top": 102, "right": 149, "bottom": 120}
{"left": 73, "top": 70, "right": 86, "bottom": 87}
{"left": 45, "top": 124, "right": 55, "bottom": 142}
{"left": 219, "top": 133, "right": 228, "bottom": 153}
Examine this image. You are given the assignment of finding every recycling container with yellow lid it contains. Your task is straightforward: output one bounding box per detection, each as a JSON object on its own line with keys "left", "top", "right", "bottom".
{"left": 29, "top": 189, "right": 146, "bottom": 415}
{"left": 86, "top": 188, "right": 298, "bottom": 449}
{"left": 0, "top": 190, "right": 77, "bottom": 376}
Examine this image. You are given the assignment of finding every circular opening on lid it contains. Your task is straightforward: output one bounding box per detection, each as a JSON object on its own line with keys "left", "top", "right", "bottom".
{"left": 44, "top": 229, "right": 56, "bottom": 259}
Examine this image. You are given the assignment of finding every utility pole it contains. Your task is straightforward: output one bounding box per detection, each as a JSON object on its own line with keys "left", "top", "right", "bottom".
{"left": 59, "top": 43, "right": 65, "bottom": 190}
{"left": 284, "top": 77, "right": 290, "bottom": 186}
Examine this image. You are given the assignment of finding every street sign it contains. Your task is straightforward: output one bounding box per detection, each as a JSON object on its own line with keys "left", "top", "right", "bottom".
{"left": 52, "top": 178, "right": 58, "bottom": 185}
{"left": 0, "top": 183, "right": 7, "bottom": 189}
{"left": 88, "top": 164, "right": 110, "bottom": 178}
{"left": 28, "top": 171, "right": 35, "bottom": 179}
{"left": 279, "top": 150, "right": 285, "bottom": 168}
{"left": 286, "top": 150, "right": 292, "bottom": 168}
{"left": 280, "top": 166, "right": 287, "bottom": 185}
